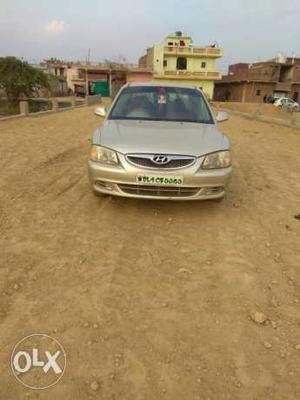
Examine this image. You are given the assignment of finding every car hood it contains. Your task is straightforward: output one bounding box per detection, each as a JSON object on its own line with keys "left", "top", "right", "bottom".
{"left": 93, "top": 119, "right": 229, "bottom": 156}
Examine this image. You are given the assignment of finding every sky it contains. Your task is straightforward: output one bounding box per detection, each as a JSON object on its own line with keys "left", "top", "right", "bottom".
{"left": 1, "top": 0, "right": 300, "bottom": 73}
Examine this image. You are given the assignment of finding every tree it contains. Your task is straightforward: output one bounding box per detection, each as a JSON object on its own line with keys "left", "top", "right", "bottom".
{"left": 0, "top": 57, "right": 49, "bottom": 104}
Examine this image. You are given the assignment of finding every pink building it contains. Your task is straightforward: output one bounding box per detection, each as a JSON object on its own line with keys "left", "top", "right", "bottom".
{"left": 126, "top": 69, "right": 153, "bottom": 83}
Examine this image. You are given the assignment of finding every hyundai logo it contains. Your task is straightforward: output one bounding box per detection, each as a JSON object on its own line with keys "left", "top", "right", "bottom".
{"left": 152, "top": 155, "right": 170, "bottom": 165}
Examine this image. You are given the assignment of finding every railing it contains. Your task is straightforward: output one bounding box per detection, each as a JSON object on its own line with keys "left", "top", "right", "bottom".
{"left": 154, "top": 70, "right": 222, "bottom": 79}
{"left": 163, "top": 46, "right": 223, "bottom": 57}
{"left": 0, "top": 95, "right": 102, "bottom": 121}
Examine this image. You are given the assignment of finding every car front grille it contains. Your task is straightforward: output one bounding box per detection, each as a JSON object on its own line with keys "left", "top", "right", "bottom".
{"left": 118, "top": 184, "right": 200, "bottom": 198}
{"left": 126, "top": 154, "right": 195, "bottom": 169}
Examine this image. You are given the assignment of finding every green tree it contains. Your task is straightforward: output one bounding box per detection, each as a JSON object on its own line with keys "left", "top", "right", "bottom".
{"left": 0, "top": 57, "right": 49, "bottom": 104}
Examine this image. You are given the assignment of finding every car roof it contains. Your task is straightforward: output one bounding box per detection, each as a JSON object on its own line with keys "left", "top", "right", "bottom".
{"left": 127, "top": 82, "right": 201, "bottom": 90}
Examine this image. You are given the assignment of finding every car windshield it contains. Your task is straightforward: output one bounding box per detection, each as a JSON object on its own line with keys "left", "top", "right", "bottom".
{"left": 108, "top": 86, "right": 214, "bottom": 124}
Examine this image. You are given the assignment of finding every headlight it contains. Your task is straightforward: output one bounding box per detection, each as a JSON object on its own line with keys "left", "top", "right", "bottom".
{"left": 202, "top": 150, "right": 231, "bottom": 169}
{"left": 90, "top": 145, "right": 119, "bottom": 165}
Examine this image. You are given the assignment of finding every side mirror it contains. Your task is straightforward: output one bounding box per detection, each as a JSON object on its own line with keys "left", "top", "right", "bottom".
{"left": 216, "top": 111, "right": 229, "bottom": 122}
{"left": 94, "top": 106, "right": 106, "bottom": 117}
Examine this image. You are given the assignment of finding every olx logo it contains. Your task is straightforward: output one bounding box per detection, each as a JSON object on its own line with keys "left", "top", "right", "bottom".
{"left": 13, "top": 348, "right": 62, "bottom": 374}
{"left": 11, "top": 334, "right": 66, "bottom": 389}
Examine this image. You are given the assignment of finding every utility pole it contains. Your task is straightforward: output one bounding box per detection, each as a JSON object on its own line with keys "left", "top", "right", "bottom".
{"left": 85, "top": 66, "right": 89, "bottom": 97}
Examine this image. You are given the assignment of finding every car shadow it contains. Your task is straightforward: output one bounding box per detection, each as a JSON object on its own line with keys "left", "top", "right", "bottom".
{"left": 107, "top": 195, "right": 226, "bottom": 216}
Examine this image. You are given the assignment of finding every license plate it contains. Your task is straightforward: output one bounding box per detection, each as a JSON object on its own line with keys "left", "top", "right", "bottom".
{"left": 136, "top": 174, "right": 183, "bottom": 186}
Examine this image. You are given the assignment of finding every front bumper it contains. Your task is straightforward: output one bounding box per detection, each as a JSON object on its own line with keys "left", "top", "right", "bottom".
{"left": 88, "top": 154, "right": 232, "bottom": 201}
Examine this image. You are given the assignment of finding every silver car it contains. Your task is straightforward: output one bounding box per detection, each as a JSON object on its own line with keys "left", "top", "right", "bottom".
{"left": 88, "top": 83, "right": 232, "bottom": 200}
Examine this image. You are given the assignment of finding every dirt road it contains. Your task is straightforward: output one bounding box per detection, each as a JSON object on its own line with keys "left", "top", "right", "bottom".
{"left": 0, "top": 106, "right": 299, "bottom": 399}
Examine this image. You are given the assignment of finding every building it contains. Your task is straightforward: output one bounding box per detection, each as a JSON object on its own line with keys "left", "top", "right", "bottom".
{"left": 29, "top": 60, "right": 69, "bottom": 96}
{"left": 214, "top": 55, "right": 300, "bottom": 102}
{"left": 138, "top": 31, "right": 223, "bottom": 99}
{"left": 43, "top": 62, "right": 128, "bottom": 97}
{"left": 66, "top": 64, "right": 128, "bottom": 97}
{"left": 45, "top": 60, "right": 70, "bottom": 95}
{"left": 42, "top": 32, "right": 223, "bottom": 99}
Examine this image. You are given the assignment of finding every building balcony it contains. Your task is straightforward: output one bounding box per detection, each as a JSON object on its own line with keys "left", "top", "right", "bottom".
{"left": 153, "top": 70, "right": 222, "bottom": 80}
{"left": 163, "top": 46, "right": 223, "bottom": 58}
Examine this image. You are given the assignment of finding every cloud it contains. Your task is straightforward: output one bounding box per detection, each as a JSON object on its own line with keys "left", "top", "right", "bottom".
{"left": 44, "top": 20, "right": 69, "bottom": 34}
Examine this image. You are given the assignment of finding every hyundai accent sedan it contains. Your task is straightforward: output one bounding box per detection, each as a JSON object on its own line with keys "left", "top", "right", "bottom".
{"left": 88, "top": 83, "right": 232, "bottom": 200}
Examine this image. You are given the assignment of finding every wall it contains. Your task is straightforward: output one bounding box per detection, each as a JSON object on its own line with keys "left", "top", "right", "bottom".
{"left": 164, "top": 34, "right": 193, "bottom": 47}
{"left": 0, "top": 96, "right": 100, "bottom": 121}
{"left": 214, "top": 82, "right": 276, "bottom": 102}
{"left": 162, "top": 55, "right": 215, "bottom": 71}
{"left": 226, "top": 62, "right": 281, "bottom": 82}
{"left": 66, "top": 67, "right": 84, "bottom": 92}
{"left": 154, "top": 46, "right": 217, "bottom": 74}
{"left": 292, "top": 65, "right": 300, "bottom": 82}
{"left": 153, "top": 45, "right": 165, "bottom": 74}
{"left": 248, "top": 63, "right": 280, "bottom": 81}
{"left": 153, "top": 78, "right": 213, "bottom": 99}
{"left": 126, "top": 72, "right": 153, "bottom": 82}
{"left": 214, "top": 82, "right": 246, "bottom": 102}
{"left": 138, "top": 54, "right": 147, "bottom": 68}
{"left": 291, "top": 84, "right": 300, "bottom": 101}
{"left": 228, "top": 63, "right": 249, "bottom": 78}
{"left": 226, "top": 61, "right": 300, "bottom": 83}
{"left": 146, "top": 47, "right": 154, "bottom": 70}
{"left": 213, "top": 101, "right": 300, "bottom": 128}
{"left": 245, "top": 82, "right": 276, "bottom": 102}
{"left": 87, "top": 72, "right": 108, "bottom": 81}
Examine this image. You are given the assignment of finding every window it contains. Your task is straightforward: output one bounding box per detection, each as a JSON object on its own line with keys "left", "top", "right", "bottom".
{"left": 163, "top": 60, "right": 167, "bottom": 67}
{"left": 201, "top": 62, "right": 206, "bottom": 69}
{"left": 256, "top": 90, "right": 261, "bottom": 96}
{"left": 176, "top": 57, "right": 187, "bottom": 70}
{"left": 168, "top": 42, "right": 173, "bottom": 46}
{"left": 109, "top": 86, "right": 214, "bottom": 124}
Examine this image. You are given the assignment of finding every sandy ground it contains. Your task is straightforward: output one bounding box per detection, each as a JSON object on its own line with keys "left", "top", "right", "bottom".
{"left": 0, "top": 106, "right": 300, "bottom": 400}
